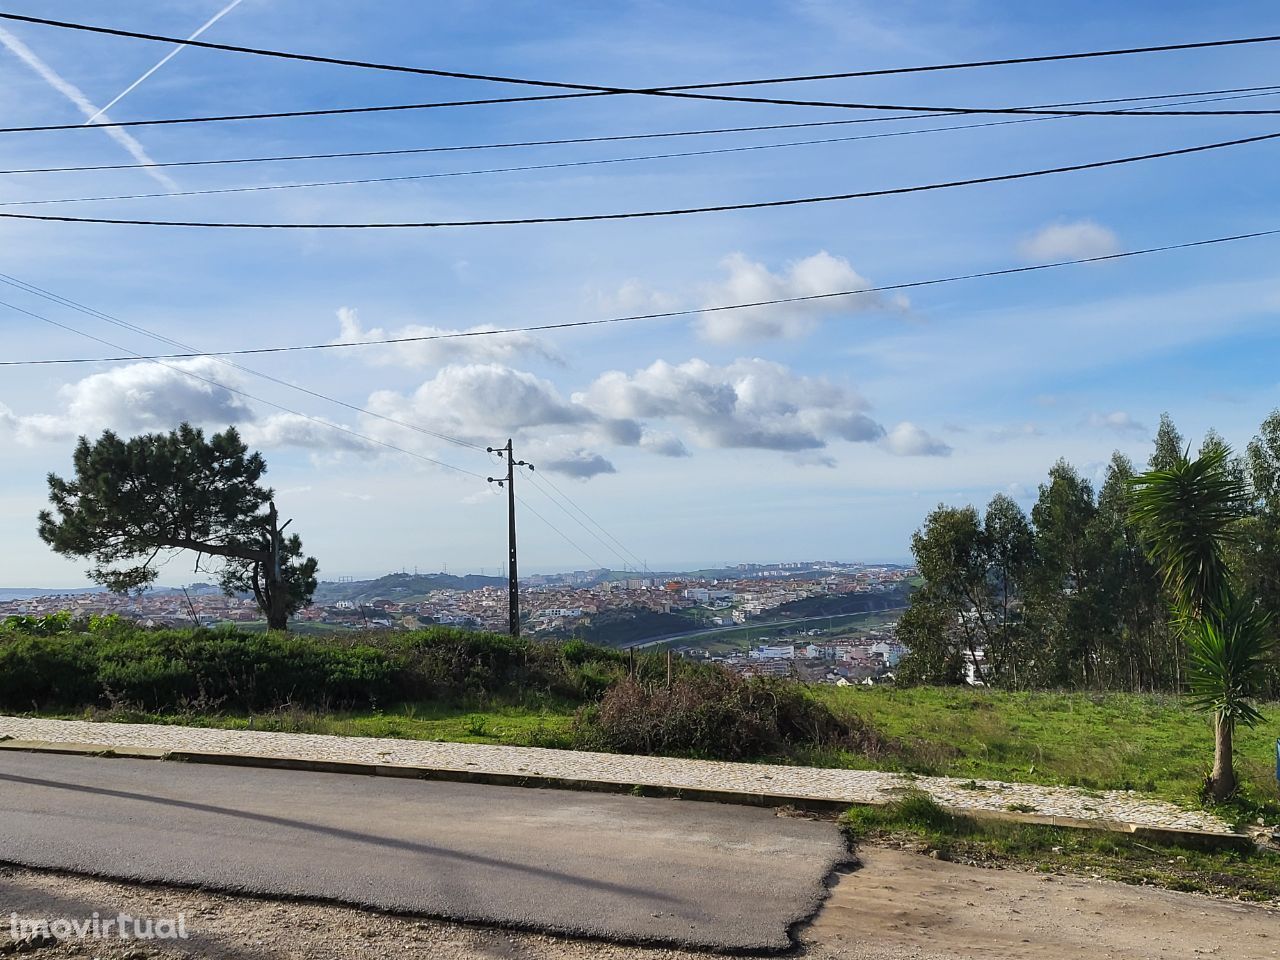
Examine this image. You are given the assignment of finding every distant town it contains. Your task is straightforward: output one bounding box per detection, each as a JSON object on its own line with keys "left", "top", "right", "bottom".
{"left": 1, "top": 560, "right": 916, "bottom": 685}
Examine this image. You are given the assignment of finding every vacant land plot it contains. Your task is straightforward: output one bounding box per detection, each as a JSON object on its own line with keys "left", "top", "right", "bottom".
{"left": 814, "top": 686, "right": 1280, "bottom": 810}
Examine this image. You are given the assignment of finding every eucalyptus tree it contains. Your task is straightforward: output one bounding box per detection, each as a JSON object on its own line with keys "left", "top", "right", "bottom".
{"left": 1030, "top": 461, "right": 1103, "bottom": 686}
{"left": 898, "top": 496, "right": 1033, "bottom": 686}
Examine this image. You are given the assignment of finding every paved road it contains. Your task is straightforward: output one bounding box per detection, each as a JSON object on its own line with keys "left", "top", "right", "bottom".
{"left": 0, "top": 752, "right": 848, "bottom": 951}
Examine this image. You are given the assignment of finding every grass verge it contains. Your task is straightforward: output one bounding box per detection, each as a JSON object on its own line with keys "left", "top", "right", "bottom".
{"left": 61, "top": 700, "right": 576, "bottom": 749}
{"left": 810, "top": 686, "right": 1280, "bottom": 820}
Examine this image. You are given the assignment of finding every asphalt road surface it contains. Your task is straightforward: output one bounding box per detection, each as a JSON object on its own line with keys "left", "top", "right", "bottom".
{"left": 0, "top": 751, "right": 848, "bottom": 951}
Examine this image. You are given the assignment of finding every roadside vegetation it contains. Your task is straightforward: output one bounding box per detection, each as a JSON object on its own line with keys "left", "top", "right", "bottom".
{"left": 0, "top": 618, "right": 624, "bottom": 717}
{"left": 844, "top": 791, "right": 1280, "bottom": 903}
{"left": 5, "top": 615, "right": 1277, "bottom": 823}
{"left": 897, "top": 414, "right": 1280, "bottom": 803}
{"left": 0, "top": 618, "right": 879, "bottom": 763}
{"left": 9, "top": 616, "right": 1275, "bottom": 903}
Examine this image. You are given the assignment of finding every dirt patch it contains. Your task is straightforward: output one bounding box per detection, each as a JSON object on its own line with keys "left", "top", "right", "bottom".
{"left": 805, "top": 845, "right": 1280, "bottom": 959}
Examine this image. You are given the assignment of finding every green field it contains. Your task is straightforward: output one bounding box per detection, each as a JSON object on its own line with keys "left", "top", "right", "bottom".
{"left": 814, "top": 686, "right": 1280, "bottom": 812}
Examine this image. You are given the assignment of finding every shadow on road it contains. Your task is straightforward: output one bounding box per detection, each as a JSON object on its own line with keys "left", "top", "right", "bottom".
{"left": 0, "top": 769, "right": 680, "bottom": 904}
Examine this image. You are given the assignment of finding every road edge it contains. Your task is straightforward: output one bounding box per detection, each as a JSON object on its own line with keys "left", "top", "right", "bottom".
{"left": 0, "top": 737, "right": 1253, "bottom": 852}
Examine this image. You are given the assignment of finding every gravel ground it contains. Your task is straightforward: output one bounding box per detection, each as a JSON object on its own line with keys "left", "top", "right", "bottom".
{"left": 1, "top": 863, "right": 731, "bottom": 960}
{"left": 5, "top": 847, "right": 1280, "bottom": 960}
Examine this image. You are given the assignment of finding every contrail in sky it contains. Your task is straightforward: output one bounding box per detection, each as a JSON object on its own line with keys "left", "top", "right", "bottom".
{"left": 83, "top": 0, "right": 248, "bottom": 125}
{"left": 0, "top": 25, "right": 178, "bottom": 189}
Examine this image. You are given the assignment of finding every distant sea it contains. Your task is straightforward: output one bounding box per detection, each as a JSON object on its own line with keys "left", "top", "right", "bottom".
{"left": 0, "top": 587, "right": 101, "bottom": 601}
{"left": 0, "top": 584, "right": 226, "bottom": 602}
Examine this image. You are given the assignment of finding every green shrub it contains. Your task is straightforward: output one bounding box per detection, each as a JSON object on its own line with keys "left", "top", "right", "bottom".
{"left": 571, "top": 667, "right": 894, "bottom": 761}
{"left": 0, "top": 624, "right": 628, "bottom": 714}
{"left": 0, "top": 633, "right": 99, "bottom": 709}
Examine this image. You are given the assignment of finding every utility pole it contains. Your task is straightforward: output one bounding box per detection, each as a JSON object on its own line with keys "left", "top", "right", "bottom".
{"left": 487, "top": 439, "right": 531, "bottom": 637}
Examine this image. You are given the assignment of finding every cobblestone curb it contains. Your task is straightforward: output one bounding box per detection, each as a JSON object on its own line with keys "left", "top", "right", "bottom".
{"left": 0, "top": 716, "right": 1246, "bottom": 849}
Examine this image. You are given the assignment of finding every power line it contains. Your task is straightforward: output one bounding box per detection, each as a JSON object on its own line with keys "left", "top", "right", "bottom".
{"left": 2, "top": 128, "right": 1277, "bottom": 229}
{"left": 5, "top": 84, "right": 1279, "bottom": 176}
{"left": 0, "top": 279, "right": 651, "bottom": 578}
{"left": 6, "top": 11, "right": 1280, "bottom": 104}
{"left": 515, "top": 491, "right": 608, "bottom": 572}
{"left": 6, "top": 83, "right": 1280, "bottom": 139}
{"left": 0, "top": 271, "right": 490, "bottom": 456}
{"left": 0, "top": 276, "right": 619, "bottom": 580}
{"left": 9, "top": 88, "right": 1280, "bottom": 209}
{"left": 525, "top": 468, "right": 648, "bottom": 572}
{"left": 6, "top": 225, "right": 1277, "bottom": 368}
{"left": 522, "top": 468, "right": 644, "bottom": 573}
{"left": 0, "top": 117, "right": 900, "bottom": 171}
{"left": 0, "top": 297, "right": 489, "bottom": 479}
{"left": 0, "top": 292, "right": 594, "bottom": 591}
{"left": 4, "top": 14, "right": 1280, "bottom": 135}
{"left": 527, "top": 469, "right": 647, "bottom": 572}
{"left": 5, "top": 91, "right": 1280, "bottom": 140}
{"left": 0, "top": 93, "right": 603, "bottom": 135}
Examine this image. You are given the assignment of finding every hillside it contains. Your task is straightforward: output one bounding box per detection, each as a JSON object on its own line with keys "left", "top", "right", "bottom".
{"left": 760, "top": 584, "right": 911, "bottom": 620}
{"left": 312, "top": 572, "right": 506, "bottom": 605}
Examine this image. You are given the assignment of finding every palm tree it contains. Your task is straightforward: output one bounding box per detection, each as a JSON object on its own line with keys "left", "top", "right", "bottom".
{"left": 1129, "top": 445, "right": 1276, "bottom": 802}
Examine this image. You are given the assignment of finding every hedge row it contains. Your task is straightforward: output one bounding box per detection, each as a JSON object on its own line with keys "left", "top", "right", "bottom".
{"left": 0, "top": 623, "right": 625, "bottom": 713}
{"left": 0, "top": 618, "right": 893, "bottom": 765}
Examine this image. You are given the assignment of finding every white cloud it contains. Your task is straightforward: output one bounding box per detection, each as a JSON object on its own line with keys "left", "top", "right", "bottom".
{"left": 333, "top": 308, "right": 559, "bottom": 368}
{"left": 587, "top": 279, "right": 678, "bottom": 314}
{"left": 881, "top": 422, "right": 952, "bottom": 457}
{"left": 9, "top": 360, "right": 254, "bottom": 444}
{"left": 1019, "top": 220, "right": 1120, "bottom": 263}
{"left": 596, "top": 417, "right": 643, "bottom": 446}
{"left": 696, "top": 251, "right": 900, "bottom": 342}
{"left": 640, "top": 431, "right": 690, "bottom": 458}
{"left": 577, "top": 358, "right": 884, "bottom": 452}
{"left": 542, "top": 450, "right": 617, "bottom": 479}
{"left": 365, "top": 364, "right": 592, "bottom": 447}
{"left": 1088, "top": 411, "right": 1147, "bottom": 434}
{"left": 241, "top": 413, "right": 375, "bottom": 452}
{"left": 342, "top": 354, "right": 926, "bottom": 477}
{"left": 4, "top": 364, "right": 374, "bottom": 456}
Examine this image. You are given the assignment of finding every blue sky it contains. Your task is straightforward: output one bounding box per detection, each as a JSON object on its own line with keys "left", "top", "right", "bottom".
{"left": 2, "top": 0, "right": 1280, "bottom": 585}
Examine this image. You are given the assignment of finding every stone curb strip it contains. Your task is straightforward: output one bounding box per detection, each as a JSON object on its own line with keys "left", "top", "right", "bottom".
{"left": 0, "top": 716, "right": 1247, "bottom": 851}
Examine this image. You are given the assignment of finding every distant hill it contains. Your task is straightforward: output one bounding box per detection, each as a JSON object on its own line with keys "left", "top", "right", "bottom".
{"left": 312, "top": 572, "right": 507, "bottom": 605}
